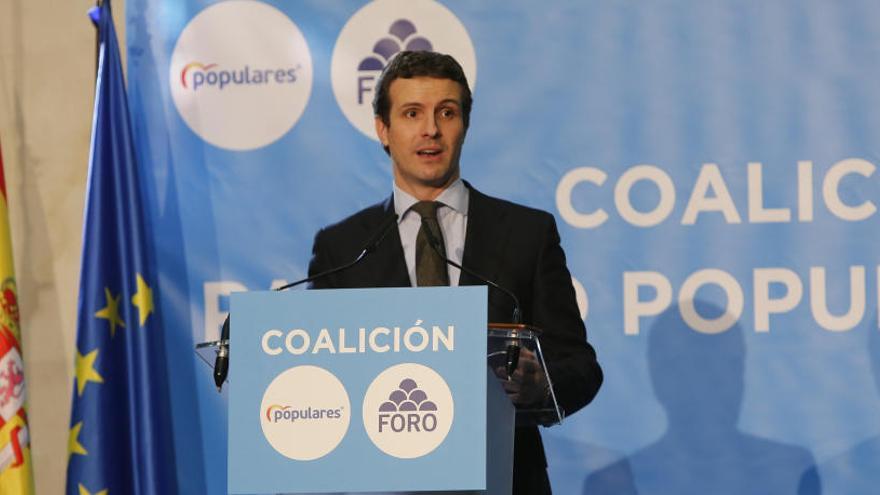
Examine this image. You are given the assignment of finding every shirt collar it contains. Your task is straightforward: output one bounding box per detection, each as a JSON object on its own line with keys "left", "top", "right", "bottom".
{"left": 393, "top": 178, "right": 469, "bottom": 222}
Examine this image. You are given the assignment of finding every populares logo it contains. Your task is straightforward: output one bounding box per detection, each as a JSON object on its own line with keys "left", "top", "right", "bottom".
{"left": 169, "top": 0, "right": 313, "bottom": 150}
{"left": 363, "top": 363, "right": 453, "bottom": 458}
{"left": 260, "top": 366, "right": 350, "bottom": 461}
{"left": 265, "top": 404, "right": 343, "bottom": 423}
{"left": 331, "top": 0, "right": 476, "bottom": 140}
{"left": 178, "top": 62, "right": 302, "bottom": 91}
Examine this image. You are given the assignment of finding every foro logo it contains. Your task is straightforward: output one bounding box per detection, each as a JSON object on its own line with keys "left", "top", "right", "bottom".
{"left": 169, "top": 0, "right": 313, "bottom": 150}
{"left": 378, "top": 378, "right": 438, "bottom": 433}
{"left": 363, "top": 363, "right": 453, "bottom": 458}
{"left": 331, "top": 0, "right": 476, "bottom": 140}
{"left": 260, "top": 366, "right": 350, "bottom": 461}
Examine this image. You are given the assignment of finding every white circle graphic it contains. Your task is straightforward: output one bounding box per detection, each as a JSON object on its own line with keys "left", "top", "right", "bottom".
{"left": 362, "top": 363, "right": 454, "bottom": 459}
{"left": 169, "top": 0, "right": 313, "bottom": 150}
{"left": 331, "top": 0, "right": 477, "bottom": 140}
{"left": 260, "top": 366, "right": 350, "bottom": 461}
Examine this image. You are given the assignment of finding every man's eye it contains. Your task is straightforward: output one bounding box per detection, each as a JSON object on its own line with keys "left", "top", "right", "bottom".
{"left": 404, "top": 110, "right": 418, "bottom": 118}
{"left": 440, "top": 108, "right": 456, "bottom": 119}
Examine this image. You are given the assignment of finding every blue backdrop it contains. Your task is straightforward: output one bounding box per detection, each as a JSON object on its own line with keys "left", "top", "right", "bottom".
{"left": 126, "top": 1, "right": 880, "bottom": 493}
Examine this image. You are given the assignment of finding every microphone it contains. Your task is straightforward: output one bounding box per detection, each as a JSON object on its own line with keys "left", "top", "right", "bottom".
{"left": 419, "top": 224, "right": 523, "bottom": 378}
{"left": 213, "top": 212, "right": 399, "bottom": 390}
{"left": 213, "top": 317, "right": 230, "bottom": 390}
{"left": 277, "top": 212, "right": 400, "bottom": 291}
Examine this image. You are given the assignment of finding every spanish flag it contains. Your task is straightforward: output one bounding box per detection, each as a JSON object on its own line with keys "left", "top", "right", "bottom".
{"left": 0, "top": 144, "right": 35, "bottom": 493}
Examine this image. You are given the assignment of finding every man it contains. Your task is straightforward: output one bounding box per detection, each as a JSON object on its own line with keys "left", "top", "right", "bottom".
{"left": 308, "top": 51, "right": 602, "bottom": 494}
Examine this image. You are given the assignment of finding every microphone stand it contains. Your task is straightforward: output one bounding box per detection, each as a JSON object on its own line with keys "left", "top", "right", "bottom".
{"left": 419, "top": 225, "right": 523, "bottom": 378}
{"left": 213, "top": 213, "right": 399, "bottom": 391}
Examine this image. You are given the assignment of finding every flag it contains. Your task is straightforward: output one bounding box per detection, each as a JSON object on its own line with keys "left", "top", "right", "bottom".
{"left": 66, "top": 1, "right": 177, "bottom": 493}
{"left": 0, "top": 140, "right": 35, "bottom": 493}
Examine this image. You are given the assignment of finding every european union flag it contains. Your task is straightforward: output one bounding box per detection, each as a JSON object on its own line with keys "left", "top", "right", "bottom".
{"left": 66, "top": 1, "right": 178, "bottom": 493}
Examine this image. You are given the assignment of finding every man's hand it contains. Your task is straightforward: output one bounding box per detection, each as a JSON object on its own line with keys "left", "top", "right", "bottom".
{"left": 495, "top": 347, "right": 549, "bottom": 406}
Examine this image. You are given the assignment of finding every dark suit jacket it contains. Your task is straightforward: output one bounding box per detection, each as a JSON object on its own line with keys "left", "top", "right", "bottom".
{"left": 308, "top": 184, "right": 603, "bottom": 494}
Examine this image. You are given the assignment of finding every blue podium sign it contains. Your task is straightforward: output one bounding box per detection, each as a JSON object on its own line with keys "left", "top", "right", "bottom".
{"left": 228, "top": 286, "right": 489, "bottom": 494}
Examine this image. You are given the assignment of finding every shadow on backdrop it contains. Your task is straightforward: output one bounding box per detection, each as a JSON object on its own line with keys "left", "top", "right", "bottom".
{"left": 546, "top": 434, "right": 629, "bottom": 494}
{"left": 584, "top": 301, "right": 819, "bottom": 495}
{"left": 799, "top": 312, "right": 879, "bottom": 493}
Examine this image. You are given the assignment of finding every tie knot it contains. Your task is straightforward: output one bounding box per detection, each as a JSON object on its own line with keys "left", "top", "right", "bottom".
{"left": 410, "top": 201, "right": 442, "bottom": 220}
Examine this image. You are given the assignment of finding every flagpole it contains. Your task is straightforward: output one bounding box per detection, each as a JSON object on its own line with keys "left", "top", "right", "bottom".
{"left": 92, "top": 1, "right": 102, "bottom": 78}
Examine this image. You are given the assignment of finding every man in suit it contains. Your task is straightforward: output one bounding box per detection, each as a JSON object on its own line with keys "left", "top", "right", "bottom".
{"left": 308, "top": 51, "right": 602, "bottom": 494}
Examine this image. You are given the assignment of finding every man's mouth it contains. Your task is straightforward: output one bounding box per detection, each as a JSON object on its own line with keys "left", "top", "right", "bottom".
{"left": 417, "top": 148, "right": 442, "bottom": 156}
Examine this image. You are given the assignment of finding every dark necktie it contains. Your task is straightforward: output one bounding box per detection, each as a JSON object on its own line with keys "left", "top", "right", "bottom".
{"left": 411, "top": 201, "right": 449, "bottom": 286}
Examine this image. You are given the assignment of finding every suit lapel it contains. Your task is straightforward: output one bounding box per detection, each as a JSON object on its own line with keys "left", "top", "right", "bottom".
{"left": 366, "top": 185, "right": 513, "bottom": 288}
{"left": 365, "top": 195, "right": 410, "bottom": 287}
{"left": 461, "top": 184, "right": 512, "bottom": 287}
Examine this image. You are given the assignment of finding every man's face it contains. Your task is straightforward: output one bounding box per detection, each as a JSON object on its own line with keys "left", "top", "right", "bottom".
{"left": 375, "top": 76, "right": 466, "bottom": 200}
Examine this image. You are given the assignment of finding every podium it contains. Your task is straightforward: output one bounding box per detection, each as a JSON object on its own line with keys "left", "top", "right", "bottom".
{"left": 196, "top": 287, "right": 563, "bottom": 494}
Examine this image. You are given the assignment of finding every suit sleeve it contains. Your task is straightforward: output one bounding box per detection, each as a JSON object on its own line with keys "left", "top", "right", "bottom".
{"left": 530, "top": 215, "right": 603, "bottom": 417}
{"left": 307, "top": 228, "right": 336, "bottom": 289}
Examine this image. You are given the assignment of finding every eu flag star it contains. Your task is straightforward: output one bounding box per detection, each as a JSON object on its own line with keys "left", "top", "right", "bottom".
{"left": 75, "top": 348, "right": 104, "bottom": 396}
{"left": 78, "top": 483, "right": 108, "bottom": 495}
{"left": 131, "top": 273, "right": 154, "bottom": 326}
{"left": 68, "top": 422, "right": 88, "bottom": 458}
{"left": 95, "top": 287, "right": 125, "bottom": 337}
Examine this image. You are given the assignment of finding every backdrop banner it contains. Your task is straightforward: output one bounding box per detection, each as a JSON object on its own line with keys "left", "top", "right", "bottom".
{"left": 126, "top": 1, "right": 880, "bottom": 493}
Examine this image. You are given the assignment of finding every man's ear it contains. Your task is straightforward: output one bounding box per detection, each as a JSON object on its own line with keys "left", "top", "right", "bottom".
{"left": 375, "top": 116, "right": 389, "bottom": 147}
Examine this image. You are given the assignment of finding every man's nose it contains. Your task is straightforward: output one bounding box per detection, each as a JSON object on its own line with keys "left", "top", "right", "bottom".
{"left": 422, "top": 114, "right": 440, "bottom": 137}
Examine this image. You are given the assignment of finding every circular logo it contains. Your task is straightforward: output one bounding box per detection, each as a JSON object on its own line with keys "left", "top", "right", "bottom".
{"left": 169, "top": 0, "right": 313, "bottom": 150}
{"left": 331, "top": 0, "right": 477, "bottom": 140}
{"left": 362, "top": 363, "right": 454, "bottom": 459}
{"left": 260, "top": 366, "right": 350, "bottom": 461}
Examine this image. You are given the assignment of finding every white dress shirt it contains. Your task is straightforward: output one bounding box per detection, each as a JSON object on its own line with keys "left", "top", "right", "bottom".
{"left": 393, "top": 179, "right": 469, "bottom": 286}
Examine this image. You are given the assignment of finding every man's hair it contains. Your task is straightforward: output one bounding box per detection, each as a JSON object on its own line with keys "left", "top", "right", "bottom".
{"left": 372, "top": 51, "right": 473, "bottom": 129}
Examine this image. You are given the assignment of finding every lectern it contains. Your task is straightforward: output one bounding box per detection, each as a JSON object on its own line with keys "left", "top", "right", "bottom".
{"left": 196, "top": 286, "right": 563, "bottom": 494}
